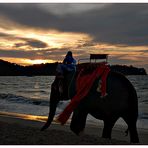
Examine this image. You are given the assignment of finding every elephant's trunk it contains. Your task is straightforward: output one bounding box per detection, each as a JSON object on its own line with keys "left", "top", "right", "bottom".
{"left": 41, "top": 83, "right": 60, "bottom": 131}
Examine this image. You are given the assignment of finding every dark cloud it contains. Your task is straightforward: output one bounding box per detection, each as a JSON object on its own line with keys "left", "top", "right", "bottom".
{"left": 0, "top": 49, "right": 40, "bottom": 59}
{"left": 76, "top": 41, "right": 96, "bottom": 48}
{"left": 140, "top": 50, "right": 148, "bottom": 53}
{"left": 0, "top": 32, "right": 10, "bottom": 37}
{"left": 14, "top": 39, "right": 48, "bottom": 48}
{"left": 26, "top": 39, "right": 48, "bottom": 48}
{"left": 42, "top": 48, "right": 73, "bottom": 59}
{"left": 108, "top": 55, "right": 136, "bottom": 67}
{"left": 14, "top": 43, "right": 25, "bottom": 48}
{"left": 0, "top": 4, "right": 58, "bottom": 28}
{"left": 0, "top": 31, "right": 48, "bottom": 49}
{"left": 0, "top": 48, "right": 69, "bottom": 60}
{"left": 0, "top": 4, "right": 148, "bottom": 46}
{"left": 0, "top": 46, "right": 83, "bottom": 61}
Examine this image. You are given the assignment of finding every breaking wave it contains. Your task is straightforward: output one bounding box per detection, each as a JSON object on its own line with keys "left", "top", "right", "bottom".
{"left": 0, "top": 93, "right": 49, "bottom": 106}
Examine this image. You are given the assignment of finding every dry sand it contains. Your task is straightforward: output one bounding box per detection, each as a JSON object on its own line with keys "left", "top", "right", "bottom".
{"left": 0, "top": 115, "right": 148, "bottom": 145}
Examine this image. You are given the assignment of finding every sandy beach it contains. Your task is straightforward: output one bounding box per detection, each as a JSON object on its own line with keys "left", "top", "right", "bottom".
{"left": 0, "top": 114, "right": 148, "bottom": 145}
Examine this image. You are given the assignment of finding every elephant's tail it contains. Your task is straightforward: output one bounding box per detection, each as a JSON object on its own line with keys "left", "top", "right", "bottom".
{"left": 125, "top": 128, "right": 129, "bottom": 136}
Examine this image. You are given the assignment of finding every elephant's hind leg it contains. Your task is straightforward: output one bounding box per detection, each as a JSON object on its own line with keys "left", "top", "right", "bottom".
{"left": 129, "top": 123, "right": 139, "bottom": 143}
{"left": 122, "top": 116, "right": 139, "bottom": 143}
{"left": 102, "top": 117, "right": 118, "bottom": 139}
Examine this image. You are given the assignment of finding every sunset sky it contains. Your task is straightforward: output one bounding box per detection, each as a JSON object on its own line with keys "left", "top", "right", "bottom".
{"left": 0, "top": 3, "right": 148, "bottom": 71}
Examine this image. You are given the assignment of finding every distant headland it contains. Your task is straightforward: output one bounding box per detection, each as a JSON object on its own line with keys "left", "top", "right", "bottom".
{"left": 0, "top": 59, "right": 147, "bottom": 76}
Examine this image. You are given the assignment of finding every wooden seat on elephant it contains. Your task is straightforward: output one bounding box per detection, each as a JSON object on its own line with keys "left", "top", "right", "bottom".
{"left": 78, "top": 54, "right": 108, "bottom": 64}
{"left": 77, "top": 54, "right": 108, "bottom": 76}
{"left": 90, "top": 54, "right": 108, "bottom": 63}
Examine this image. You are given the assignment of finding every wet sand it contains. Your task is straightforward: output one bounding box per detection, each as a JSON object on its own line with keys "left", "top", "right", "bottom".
{"left": 0, "top": 115, "right": 147, "bottom": 145}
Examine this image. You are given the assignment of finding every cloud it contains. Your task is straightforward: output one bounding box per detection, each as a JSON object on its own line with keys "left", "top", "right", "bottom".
{"left": 38, "top": 3, "right": 108, "bottom": 16}
{"left": 0, "top": 32, "right": 10, "bottom": 37}
{"left": 0, "top": 49, "right": 39, "bottom": 59}
{"left": 27, "top": 39, "right": 48, "bottom": 48}
{"left": 1, "top": 3, "right": 148, "bottom": 47}
{"left": 0, "top": 47, "right": 71, "bottom": 60}
{"left": 0, "top": 32, "right": 48, "bottom": 49}
{"left": 0, "top": 4, "right": 58, "bottom": 28}
{"left": 14, "top": 38, "right": 48, "bottom": 48}
{"left": 138, "top": 50, "right": 148, "bottom": 53}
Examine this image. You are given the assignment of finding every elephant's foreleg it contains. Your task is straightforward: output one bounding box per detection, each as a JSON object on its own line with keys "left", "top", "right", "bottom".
{"left": 70, "top": 109, "right": 88, "bottom": 135}
{"left": 102, "top": 118, "right": 117, "bottom": 139}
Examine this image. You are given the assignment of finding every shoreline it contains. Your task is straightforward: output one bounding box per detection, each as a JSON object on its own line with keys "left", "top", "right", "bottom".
{"left": 1, "top": 111, "right": 148, "bottom": 132}
{"left": 0, "top": 112, "right": 148, "bottom": 145}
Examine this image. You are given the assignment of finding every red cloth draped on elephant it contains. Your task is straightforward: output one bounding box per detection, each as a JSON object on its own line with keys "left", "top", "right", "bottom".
{"left": 57, "top": 63, "right": 110, "bottom": 125}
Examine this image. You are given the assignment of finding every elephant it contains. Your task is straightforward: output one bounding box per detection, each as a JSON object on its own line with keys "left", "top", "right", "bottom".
{"left": 41, "top": 64, "right": 139, "bottom": 143}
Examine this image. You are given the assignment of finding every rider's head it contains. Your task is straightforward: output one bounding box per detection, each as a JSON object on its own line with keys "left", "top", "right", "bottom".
{"left": 67, "top": 51, "right": 72, "bottom": 57}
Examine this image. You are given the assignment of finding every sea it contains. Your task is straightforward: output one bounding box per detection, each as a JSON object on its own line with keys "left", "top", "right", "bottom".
{"left": 0, "top": 75, "right": 148, "bottom": 130}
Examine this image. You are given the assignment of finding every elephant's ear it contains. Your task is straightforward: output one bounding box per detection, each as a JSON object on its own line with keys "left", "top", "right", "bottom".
{"left": 65, "top": 71, "right": 76, "bottom": 99}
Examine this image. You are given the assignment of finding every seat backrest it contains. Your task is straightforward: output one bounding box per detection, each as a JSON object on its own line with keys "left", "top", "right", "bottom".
{"left": 90, "top": 54, "right": 108, "bottom": 63}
